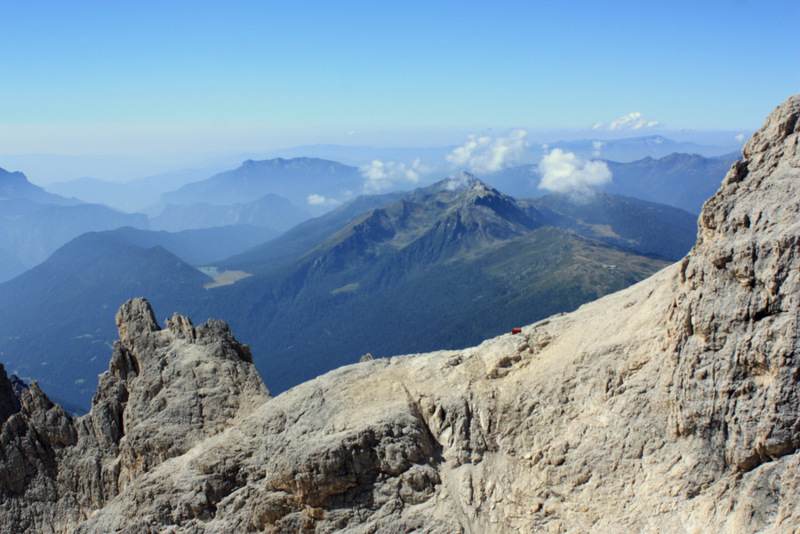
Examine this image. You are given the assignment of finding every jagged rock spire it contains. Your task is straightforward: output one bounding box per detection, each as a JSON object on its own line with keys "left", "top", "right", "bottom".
{"left": 0, "top": 297, "right": 270, "bottom": 532}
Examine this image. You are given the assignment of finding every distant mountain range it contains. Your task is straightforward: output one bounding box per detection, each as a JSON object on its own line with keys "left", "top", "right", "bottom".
{"left": 0, "top": 175, "right": 695, "bottom": 410}
{"left": 160, "top": 157, "right": 363, "bottom": 216}
{"left": 0, "top": 162, "right": 325, "bottom": 282}
{"left": 1, "top": 146, "right": 732, "bottom": 284}
{"left": 485, "top": 151, "right": 739, "bottom": 214}
{"left": 0, "top": 168, "right": 149, "bottom": 282}
{"left": 259, "top": 135, "right": 740, "bottom": 167}
{"left": 602, "top": 152, "right": 738, "bottom": 214}
{"left": 547, "top": 134, "right": 738, "bottom": 162}
{"left": 44, "top": 166, "right": 229, "bottom": 214}
{"left": 150, "top": 194, "right": 309, "bottom": 233}
{"left": 150, "top": 150, "right": 734, "bottom": 236}
{"left": 35, "top": 134, "right": 740, "bottom": 216}
{"left": 0, "top": 167, "right": 80, "bottom": 205}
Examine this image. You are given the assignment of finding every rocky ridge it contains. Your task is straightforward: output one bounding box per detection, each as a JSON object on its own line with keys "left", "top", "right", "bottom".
{"left": 0, "top": 94, "right": 798, "bottom": 533}
{"left": 0, "top": 300, "right": 269, "bottom": 533}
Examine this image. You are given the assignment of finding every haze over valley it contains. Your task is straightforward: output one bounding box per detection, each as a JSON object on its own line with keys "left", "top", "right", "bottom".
{"left": 2, "top": 135, "right": 729, "bottom": 411}
{"left": 0, "top": 29, "right": 785, "bottom": 414}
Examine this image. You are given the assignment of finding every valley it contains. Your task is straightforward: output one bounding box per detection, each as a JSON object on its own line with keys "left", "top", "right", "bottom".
{"left": 0, "top": 151, "right": 710, "bottom": 410}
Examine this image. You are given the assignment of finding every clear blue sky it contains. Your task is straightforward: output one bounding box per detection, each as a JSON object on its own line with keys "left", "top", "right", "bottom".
{"left": 1, "top": 0, "right": 798, "bottom": 157}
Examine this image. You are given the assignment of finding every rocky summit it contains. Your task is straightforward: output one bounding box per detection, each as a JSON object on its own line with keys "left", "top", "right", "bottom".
{"left": 1, "top": 94, "right": 799, "bottom": 533}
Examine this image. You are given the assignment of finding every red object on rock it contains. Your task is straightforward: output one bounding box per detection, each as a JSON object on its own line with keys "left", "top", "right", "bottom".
{"left": 511, "top": 328, "right": 522, "bottom": 335}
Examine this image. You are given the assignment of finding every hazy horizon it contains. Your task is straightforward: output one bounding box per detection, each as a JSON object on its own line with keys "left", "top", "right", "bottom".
{"left": 2, "top": 0, "right": 798, "bottom": 185}
{"left": 1, "top": 127, "right": 746, "bottom": 187}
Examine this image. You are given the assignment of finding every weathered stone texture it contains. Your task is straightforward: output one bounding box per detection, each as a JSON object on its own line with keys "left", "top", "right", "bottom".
{"left": 0, "top": 298, "right": 270, "bottom": 533}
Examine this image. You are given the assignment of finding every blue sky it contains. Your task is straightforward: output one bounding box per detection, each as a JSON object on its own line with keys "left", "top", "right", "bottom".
{"left": 1, "top": 0, "right": 798, "bottom": 159}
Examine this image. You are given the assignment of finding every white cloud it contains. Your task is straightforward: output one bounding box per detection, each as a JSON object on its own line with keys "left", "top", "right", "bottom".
{"left": 592, "top": 140, "right": 603, "bottom": 157}
{"left": 593, "top": 112, "right": 660, "bottom": 131}
{"left": 443, "top": 172, "right": 474, "bottom": 192}
{"left": 538, "top": 149, "right": 612, "bottom": 196}
{"left": 359, "top": 158, "right": 425, "bottom": 193}
{"left": 446, "top": 129, "right": 529, "bottom": 175}
{"left": 734, "top": 133, "right": 746, "bottom": 144}
{"left": 307, "top": 194, "right": 339, "bottom": 206}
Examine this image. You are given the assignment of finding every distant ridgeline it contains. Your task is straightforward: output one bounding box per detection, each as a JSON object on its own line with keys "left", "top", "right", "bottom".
{"left": 0, "top": 172, "right": 697, "bottom": 411}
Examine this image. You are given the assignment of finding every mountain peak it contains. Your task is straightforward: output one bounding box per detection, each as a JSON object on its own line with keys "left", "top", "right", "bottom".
{"left": 411, "top": 172, "right": 503, "bottom": 203}
{"left": 0, "top": 167, "right": 26, "bottom": 180}
{"left": 240, "top": 156, "right": 353, "bottom": 171}
{"left": 162, "top": 156, "right": 361, "bottom": 209}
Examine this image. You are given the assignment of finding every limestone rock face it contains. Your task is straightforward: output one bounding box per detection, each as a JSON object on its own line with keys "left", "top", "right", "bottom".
{"left": 668, "top": 96, "right": 800, "bottom": 474}
{"left": 106, "top": 299, "right": 269, "bottom": 487}
{"left": 0, "top": 298, "right": 270, "bottom": 534}
{"left": 0, "top": 371, "right": 77, "bottom": 534}
{"left": 0, "top": 95, "right": 799, "bottom": 533}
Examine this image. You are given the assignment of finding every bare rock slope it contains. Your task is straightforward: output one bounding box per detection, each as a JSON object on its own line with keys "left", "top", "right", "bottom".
{"left": 1, "top": 94, "right": 799, "bottom": 533}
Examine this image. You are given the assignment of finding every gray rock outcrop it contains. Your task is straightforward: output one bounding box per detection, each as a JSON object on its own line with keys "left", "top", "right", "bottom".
{"left": 0, "top": 94, "right": 798, "bottom": 533}
{"left": 0, "top": 299, "right": 269, "bottom": 533}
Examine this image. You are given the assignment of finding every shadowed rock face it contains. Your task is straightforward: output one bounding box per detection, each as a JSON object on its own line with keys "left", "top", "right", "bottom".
{"left": 1, "top": 95, "right": 799, "bottom": 533}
